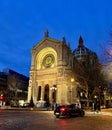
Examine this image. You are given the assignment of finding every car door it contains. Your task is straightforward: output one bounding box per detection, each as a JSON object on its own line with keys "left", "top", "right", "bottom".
{"left": 69, "top": 104, "right": 76, "bottom": 115}
{"left": 71, "top": 104, "right": 79, "bottom": 116}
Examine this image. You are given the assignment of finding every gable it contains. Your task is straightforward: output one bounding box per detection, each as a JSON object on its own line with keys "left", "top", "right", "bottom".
{"left": 32, "top": 37, "right": 61, "bottom": 51}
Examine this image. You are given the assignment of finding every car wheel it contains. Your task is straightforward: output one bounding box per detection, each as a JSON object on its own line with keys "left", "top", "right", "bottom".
{"left": 55, "top": 115, "right": 60, "bottom": 118}
{"left": 80, "top": 111, "right": 84, "bottom": 117}
{"left": 66, "top": 112, "right": 71, "bottom": 118}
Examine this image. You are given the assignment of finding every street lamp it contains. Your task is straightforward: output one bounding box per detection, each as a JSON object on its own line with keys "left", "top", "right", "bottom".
{"left": 71, "top": 78, "right": 75, "bottom": 83}
{"left": 50, "top": 85, "right": 57, "bottom": 110}
{"left": 50, "top": 85, "right": 57, "bottom": 103}
{"left": 94, "top": 95, "right": 97, "bottom": 99}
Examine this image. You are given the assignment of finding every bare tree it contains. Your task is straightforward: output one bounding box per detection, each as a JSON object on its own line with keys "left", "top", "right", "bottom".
{"left": 100, "top": 31, "right": 112, "bottom": 84}
{"left": 100, "top": 31, "right": 112, "bottom": 64}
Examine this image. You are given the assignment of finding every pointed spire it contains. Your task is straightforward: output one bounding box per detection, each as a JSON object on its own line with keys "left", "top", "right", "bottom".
{"left": 78, "top": 35, "right": 84, "bottom": 48}
{"left": 44, "top": 29, "right": 49, "bottom": 38}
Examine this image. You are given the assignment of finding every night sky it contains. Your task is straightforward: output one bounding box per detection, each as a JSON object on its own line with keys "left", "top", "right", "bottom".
{"left": 0, "top": 0, "right": 112, "bottom": 77}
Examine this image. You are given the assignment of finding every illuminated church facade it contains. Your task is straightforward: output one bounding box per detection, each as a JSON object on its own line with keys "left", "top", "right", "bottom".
{"left": 27, "top": 30, "right": 80, "bottom": 106}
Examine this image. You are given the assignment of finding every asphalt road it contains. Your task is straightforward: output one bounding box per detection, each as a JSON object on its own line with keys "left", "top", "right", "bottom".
{"left": 0, "top": 109, "right": 112, "bottom": 130}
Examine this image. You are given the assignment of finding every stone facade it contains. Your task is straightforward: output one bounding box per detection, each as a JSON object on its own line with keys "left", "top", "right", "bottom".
{"left": 27, "top": 31, "right": 79, "bottom": 105}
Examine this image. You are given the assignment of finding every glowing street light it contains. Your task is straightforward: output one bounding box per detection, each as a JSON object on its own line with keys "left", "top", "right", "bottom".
{"left": 50, "top": 86, "right": 57, "bottom": 91}
{"left": 71, "top": 78, "right": 75, "bottom": 83}
{"left": 50, "top": 85, "right": 57, "bottom": 103}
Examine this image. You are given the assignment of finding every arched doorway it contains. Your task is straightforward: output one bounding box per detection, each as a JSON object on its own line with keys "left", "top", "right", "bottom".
{"left": 44, "top": 84, "right": 49, "bottom": 102}
{"left": 37, "top": 86, "right": 41, "bottom": 100}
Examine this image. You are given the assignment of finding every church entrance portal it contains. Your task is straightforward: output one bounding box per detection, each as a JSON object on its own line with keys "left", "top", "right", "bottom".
{"left": 44, "top": 84, "right": 49, "bottom": 102}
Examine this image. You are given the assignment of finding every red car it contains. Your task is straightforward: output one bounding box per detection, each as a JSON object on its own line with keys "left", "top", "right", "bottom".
{"left": 54, "top": 104, "right": 85, "bottom": 118}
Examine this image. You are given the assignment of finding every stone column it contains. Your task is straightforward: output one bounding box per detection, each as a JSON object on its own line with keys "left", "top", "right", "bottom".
{"left": 61, "top": 84, "right": 67, "bottom": 104}
{"left": 40, "top": 86, "right": 45, "bottom": 101}
{"left": 56, "top": 85, "right": 61, "bottom": 104}
{"left": 31, "top": 52, "right": 35, "bottom": 70}
{"left": 49, "top": 87, "right": 52, "bottom": 104}
{"left": 27, "top": 86, "right": 32, "bottom": 103}
{"left": 27, "top": 80, "right": 33, "bottom": 103}
{"left": 33, "top": 85, "right": 38, "bottom": 104}
{"left": 35, "top": 82, "right": 38, "bottom": 101}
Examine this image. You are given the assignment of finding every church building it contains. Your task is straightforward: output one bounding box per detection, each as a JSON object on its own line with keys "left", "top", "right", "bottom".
{"left": 27, "top": 30, "right": 80, "bottom": 106}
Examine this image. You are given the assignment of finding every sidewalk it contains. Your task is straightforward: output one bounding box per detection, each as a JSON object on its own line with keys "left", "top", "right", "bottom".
{"left": 0, "top": 106, "right": 53, "bottom": 111}
{"left": 86, "top": 108, "right": 112, "bottom": 116}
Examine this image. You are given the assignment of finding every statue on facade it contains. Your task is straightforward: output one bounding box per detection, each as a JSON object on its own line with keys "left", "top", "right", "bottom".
{"left": 44, "top": 29, "right": 49, "bottom": 38}
{"left": 62, "top": 37, "right": 66, "bottom": 44}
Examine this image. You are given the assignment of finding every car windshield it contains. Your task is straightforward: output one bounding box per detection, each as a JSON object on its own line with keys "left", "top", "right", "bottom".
{"left": 66, "top": 104, "right": 80, "bottom": 108}
{"left": 58, "top": 105, "right": 66, "bottom": 108}
{"left": 69, "top": 104, "right": 76, "bottom": 108}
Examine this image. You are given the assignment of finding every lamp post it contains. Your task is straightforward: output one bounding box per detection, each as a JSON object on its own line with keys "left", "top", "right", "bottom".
{"left": 98, "top": 86, "right": 101, "bottom": 110}
{"left": 50, "top": 86, "right": 57, "bottom": 103}
{"left": 70, "top": 78, "right": 74, "bottom": 104}
{"left": 50, "top": 85, "right": 57, "bottom": 110}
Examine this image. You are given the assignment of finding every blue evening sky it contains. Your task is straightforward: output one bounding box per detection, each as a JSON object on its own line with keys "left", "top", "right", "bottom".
{"left": 0, "top": 0, "right": 112, "bottom": 76}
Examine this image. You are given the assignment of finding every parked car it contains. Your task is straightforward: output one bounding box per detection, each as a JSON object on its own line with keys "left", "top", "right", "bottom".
{"left": 54, "top": 104, "right": 85, "bottom": 118}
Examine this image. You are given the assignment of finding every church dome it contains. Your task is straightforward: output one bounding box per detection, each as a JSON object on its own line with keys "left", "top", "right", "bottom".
{"left": 73, "top": 36, "right": 96, "bottom": 59}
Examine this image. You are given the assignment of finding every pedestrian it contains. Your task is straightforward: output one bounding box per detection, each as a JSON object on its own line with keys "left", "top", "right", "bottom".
{"left": 94, "top": 103, "right": 97, "bottom": 113}
{"left": 92, "top": 102, "right": 95, "bottom": 111}
{"left": 96, "top": 102, "right": 101, "bottom": 113}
